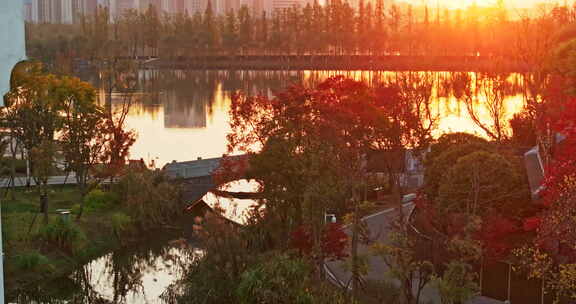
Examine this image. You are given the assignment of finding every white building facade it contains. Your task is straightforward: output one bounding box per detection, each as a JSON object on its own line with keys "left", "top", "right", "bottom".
{"left": 1, "top": 0, "right": 27, "bottom": 105}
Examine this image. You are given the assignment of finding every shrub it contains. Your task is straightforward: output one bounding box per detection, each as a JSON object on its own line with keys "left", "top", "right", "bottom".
{"left": 432, "top": 261, "right": 479, "bottom": 304}
{"left": 112, "top": 169, "right": 181, "bottom": 229}
{"left": 71, "top": 203, "right": 81, "bottom": 215}
{"left": 509, "top": 111, "right": 537, "bottom": 148}
{"left": 236, "top": 254, "right": 344, "bottom": 304}
{"left": 110, "top": 212, "right": 133, "bottom": 236}
{"left": 426, "top": 132, "right": 489, "bottom": 165}
{"left": 0, "top": 157, "right": 28, "bottom": 175}
{"left": 37, "top": 218, "right": 86, "bottom": 252}
{"left": 83, "top": 189, "right": 117, "bottom": 212}
{"left": 424, "top": 142, "right": 493, "bottom": 200}
{"left": 14, "top": 251, "right": 51, "bottom": 271}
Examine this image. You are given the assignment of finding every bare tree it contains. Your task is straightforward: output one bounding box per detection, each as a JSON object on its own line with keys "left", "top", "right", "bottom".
{"left": 455, "top": 72, "right": 510, "bottom": 142}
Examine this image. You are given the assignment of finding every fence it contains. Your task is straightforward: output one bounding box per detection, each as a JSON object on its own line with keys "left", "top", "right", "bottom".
{"left": 481, "top": 261, "right": 571, "bottom": 304}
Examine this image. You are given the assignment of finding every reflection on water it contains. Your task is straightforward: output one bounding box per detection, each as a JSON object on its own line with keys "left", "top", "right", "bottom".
{"left": 94, "top": 70, "right": 527, "bottom": 167}
{"left": 201, "top": 179, "right": 263, "bottom": 224}
{"left": 8, "top": 232, "right": 203, "bottom": 304}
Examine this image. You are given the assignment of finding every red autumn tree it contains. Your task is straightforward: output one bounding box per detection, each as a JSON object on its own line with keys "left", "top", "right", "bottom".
{"left": 290, "top": 223, "right": 349, "bottom": 262}
{"left": 226, "top": 76, "right": 437, "bottom": 292}
{"left": 96, "top": 100, "right": 137, "bottom": 180}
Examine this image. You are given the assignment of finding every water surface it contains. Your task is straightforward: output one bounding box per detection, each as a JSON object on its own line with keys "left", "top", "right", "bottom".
{"left": 99, "top": 70, "right": 527, "bottom": 167}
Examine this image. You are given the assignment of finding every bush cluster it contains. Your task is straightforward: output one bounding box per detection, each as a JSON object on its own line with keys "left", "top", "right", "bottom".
{"left": 37, "top": 218, "right": 86, "bottom": 252}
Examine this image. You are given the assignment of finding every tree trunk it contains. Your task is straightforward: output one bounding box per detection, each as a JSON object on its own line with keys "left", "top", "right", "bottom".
{"left": 76, "top": 172, "right": 88, "bottom": 221}
{"left": 40, "top": 191, "right": 49, "bottom": 223}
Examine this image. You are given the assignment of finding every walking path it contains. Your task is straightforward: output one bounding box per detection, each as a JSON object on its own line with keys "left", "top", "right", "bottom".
{"left": 0, "top": 174, "right": 77, "bottom": 188}
{"left": 325, "top": 201, "right": 503, "bottom": 304}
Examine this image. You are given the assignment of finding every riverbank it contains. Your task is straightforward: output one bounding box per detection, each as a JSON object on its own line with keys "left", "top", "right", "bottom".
{"left": 3, "top": 170, "right": 189, "bottom": 301}
{"left": 3, "top": 186, "right": 118, "bottom": 295}
{"left": 143, "top": 55, "right": 527, "bottom": 72}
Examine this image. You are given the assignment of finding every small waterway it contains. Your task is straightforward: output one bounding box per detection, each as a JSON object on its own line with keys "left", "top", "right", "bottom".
{"left": 7, "top": 180, "right": 263, "bottom": 303}
{"left": 7, "top": 229, "right": 204, "bottom": 304}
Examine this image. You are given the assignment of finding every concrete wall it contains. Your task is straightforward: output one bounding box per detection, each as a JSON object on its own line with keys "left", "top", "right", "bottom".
{"left": 0, "top": 0, "right": 26, "bottom": 104}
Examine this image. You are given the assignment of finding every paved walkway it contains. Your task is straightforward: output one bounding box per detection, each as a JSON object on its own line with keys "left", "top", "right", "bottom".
{"left": 326, "top": 202, "right": 503, "bottom": 304}
{"left": 0, "top": 174, "right": 77, "bottom": 188}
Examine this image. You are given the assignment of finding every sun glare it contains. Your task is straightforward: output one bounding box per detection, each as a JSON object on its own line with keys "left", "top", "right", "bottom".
{"left": 406, "top": 0, "right": 499, "bottom": 9}
{"left": 446, "top": 0, "right": 495, "bottom": 9}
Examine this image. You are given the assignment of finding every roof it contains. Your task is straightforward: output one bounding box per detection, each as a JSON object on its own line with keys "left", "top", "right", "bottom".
{"left": 523, "top": 134, "right": 568, "bottom": 200}
{"left": 163, "top": 155, "right": 247, "bottom": 179}
{"left": 164, "top": 157, "right": 222, "bottom": 179}
{"left": 524, "top": 146, "right": 544, "bottom": 200}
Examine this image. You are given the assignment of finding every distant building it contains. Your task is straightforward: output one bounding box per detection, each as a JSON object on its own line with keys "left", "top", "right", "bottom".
{"left": 117, "top": 0, "right": 140, "bottom": 15}
{"left": 24, "top": 3, "right": 33, "bottom": 21}
{"left": 220, "top": 0, "right": 240, "bottom": 14}
{"left": 85, "top": 0, "right": 98, "bottom": 14}
{"left": 29, "top": 0, "right": 94, "bottom": 23}
{"left": 1, "top": 1, "right": 27, "bottom": 104}
{"left": 243, "top": 0, "right": 314, "bottom": 15}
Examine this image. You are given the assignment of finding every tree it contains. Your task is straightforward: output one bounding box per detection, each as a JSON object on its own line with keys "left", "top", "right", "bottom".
{"left": 514, "top": 98, "right": 576, "bottom": 303}
{"left": 30, "top": 140, "right": 57, "bottom": 223}
{"left": 509, "top": 111, "right": 537, "bottom": 147}
{"left": 432, "top": 224, "right": 482, "bottom": 304}
{"left": 202, "top": 0, "right": 218, "bottom": 53}
{"left": 57, "top": 76, "right": 109, "bottom": 218}
{"left": 437, "top": 151, "right": 524, "bottom": 218}
{"left": 372, "top": 226, "right": 435, "bottom": 304}
{"left": 236, "top": 254, "right": 345, "bottom": 304}
{"left": 423, "top": 138, "right": 492, "bottom": 201}
{"left": 227, "top": 76, "right": 437, "bottom": 301}
{"left": 97, "top": 100, "right": 137, "bottom": 181}
{"left": 222, "top": 10, "right": 239, "bottom": 56}
{"left": 455, "top": 72, "right": 511, "bottom": 142}
{"left": 4, "top": 62, "right": 63, "bottom": 188}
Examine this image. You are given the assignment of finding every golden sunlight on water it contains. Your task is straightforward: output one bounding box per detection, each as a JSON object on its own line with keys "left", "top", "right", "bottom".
{"left": 81, "top": 246, "right": 205, "bottom": 302}
{"left": 103, "top": 70, "right": 526, "bottom": 167}
{"left": 108, "top": 83, "right": 233, "bottom": 167}
{"left": 201, "top": 179, "right": 262, "bottom": 224}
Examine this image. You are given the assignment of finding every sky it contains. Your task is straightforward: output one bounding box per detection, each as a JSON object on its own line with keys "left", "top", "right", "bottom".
{"left": 400, "top": 0, "right": 573, "bottom": 9}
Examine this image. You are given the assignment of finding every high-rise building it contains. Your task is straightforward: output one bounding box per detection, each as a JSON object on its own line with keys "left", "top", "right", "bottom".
{"left": 188, "top": 0, "right": 205, "bottom": 14}
{"left": 117, "top": 0, "right": 140, "bottom": 16}
{"left": 85, "top": 0, "right": 98, "bottom": 14}
{"left": 218, "top": 0, "right": 239, "bottom": 14}
{"left": 138, "top": 0, "right": 153, "bottom": 12}
{"left": 24, "top": 3, "right": 33, "bottom": 21}
{"left": 104, "top": 0, "right": 117, "bottom": 20}
{"left": 30, "top": 0, "right": 84, "bottom": 23}
{"left": 61, "top": 0, "right": 73, "bottom": 23}
{"left": 269, "top": 0, "right": 311, "bottom": 12}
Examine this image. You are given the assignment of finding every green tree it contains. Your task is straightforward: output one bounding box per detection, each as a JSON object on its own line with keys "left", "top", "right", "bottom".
{"left": 223, "top": 10, "right": 239, "bottom": 55}
{"left": 236, "top": 254, "right": 345, "bottom": 304}
{"left": 437, "top": 151, "right": 523, "bottom": 217}
{"left": 57, "top": 76, "right": 109, "bottom": 218}
{"left": 30, "top": 140, "right": 57, "bottom": 223}
{"left": 372, "top": 227, "right": 435, "bottom": 304}
{"left": 4, "top": 62, "right": 63, "bottom": 188}
{"left": 238, "top": 5, "right": 253, "bottom": 55}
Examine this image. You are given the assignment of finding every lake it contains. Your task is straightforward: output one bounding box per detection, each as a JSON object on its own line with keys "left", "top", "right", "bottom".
{"left": 100, "top": 70, "right": 527, "bottom": 167}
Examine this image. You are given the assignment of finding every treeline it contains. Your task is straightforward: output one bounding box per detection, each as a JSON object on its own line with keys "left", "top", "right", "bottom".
{"left": 27, "top": 1, "right": 576, "bottom": 70}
